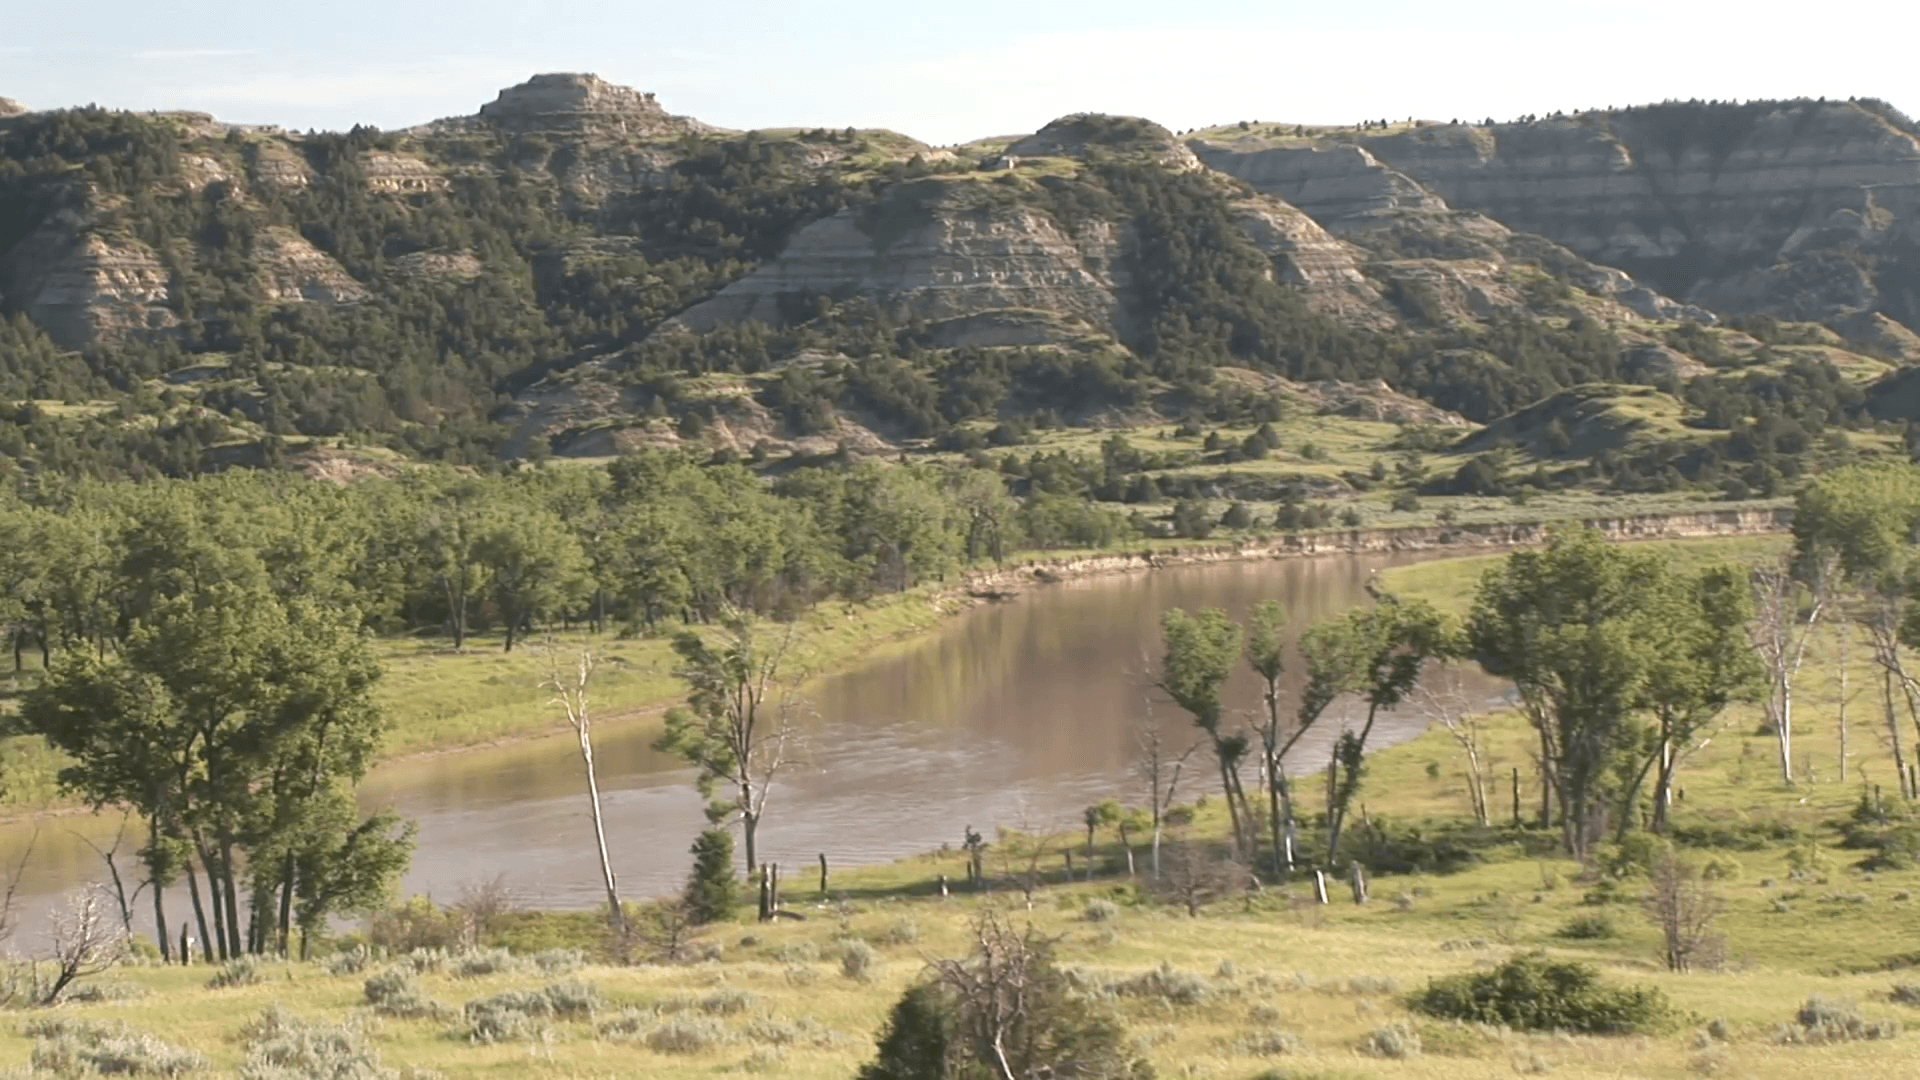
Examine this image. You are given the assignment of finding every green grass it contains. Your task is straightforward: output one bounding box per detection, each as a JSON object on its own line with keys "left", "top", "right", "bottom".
{"left": 23, "top": 533, "right": 1920, "bottom": 1076}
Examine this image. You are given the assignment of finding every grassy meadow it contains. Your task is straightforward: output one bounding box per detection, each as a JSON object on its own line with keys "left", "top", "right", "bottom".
{"left": 13, "top": 534, "right": 1920, "bottom": 1076}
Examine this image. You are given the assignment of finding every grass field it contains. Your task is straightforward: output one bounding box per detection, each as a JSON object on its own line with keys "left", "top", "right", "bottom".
{"left": 12, "top": 536, "right": 1920, "bottom": 1077}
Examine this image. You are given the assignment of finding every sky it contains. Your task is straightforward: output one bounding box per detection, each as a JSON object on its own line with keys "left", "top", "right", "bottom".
{"left": 6, "top": 0, "right": 1919, "bottom": 145}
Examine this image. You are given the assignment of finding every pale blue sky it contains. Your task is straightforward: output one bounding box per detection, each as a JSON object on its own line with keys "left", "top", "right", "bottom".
{"left": 6, "top": 0, "right": 1917, "bottom": 144}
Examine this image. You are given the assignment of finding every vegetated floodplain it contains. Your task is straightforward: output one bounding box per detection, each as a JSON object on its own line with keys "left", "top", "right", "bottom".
{"left": 17, "top": 514, "right": 1920, "bottom": 1077}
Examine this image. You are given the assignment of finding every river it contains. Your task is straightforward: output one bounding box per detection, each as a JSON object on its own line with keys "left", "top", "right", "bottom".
{"left": 0, "top": 551, "right": 1499, "bottom": 946}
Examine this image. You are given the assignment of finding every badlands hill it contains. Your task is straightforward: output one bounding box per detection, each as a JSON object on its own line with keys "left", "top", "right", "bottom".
{"left": 0, "top": 75, "right": 1915, "bottom": 477}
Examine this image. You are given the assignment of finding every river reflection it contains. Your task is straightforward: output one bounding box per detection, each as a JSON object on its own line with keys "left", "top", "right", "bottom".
{"left": 0, "top": 551, "right": 1499, "bottom": 944}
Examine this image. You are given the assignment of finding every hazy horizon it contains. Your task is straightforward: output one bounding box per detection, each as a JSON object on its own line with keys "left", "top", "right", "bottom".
{"left": 8, "top": 0, "right": 1920, "bottom": 145}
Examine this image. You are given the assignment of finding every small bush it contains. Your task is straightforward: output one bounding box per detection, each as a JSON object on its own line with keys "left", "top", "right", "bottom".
{"left": 464, "top": 989, "right": 551, "bottom": 1043}
{"left": 685, "top": 828, "right": 742, "bottom": 924}
{"left": 1777, "top": 996, "right": 1902, "bottom": 1043}
{"left": 731, "top": 1047, "right": 787, "bottom": 1073}
{"left": 400, "top": 947, "right": 448, "bottom": 974}
{"left": 1701, "top": 855, "right": 1742, "bottom": 881}
{"left": 1344, "top": 975, "right": 1398, "bottom": 997}
{"left": 1364, "top": 1021, "right": 1422, "bottom": 1059}
{"left": 1247, "top": 1004, "right": 1283, "bottom": 1025}
{"left": 207, "top": 956, "right": 263, "bottom": 990}
{"left": 1235, "top": 1027, "right": 1305, "bottom": 1056}
{"left": 530, "top": 948, "right": 584, "bottom": 976}
{"left": 361, "top": 969, "right": 449, "bottom": 1020}
{"left": 240, "top": 1005, "right": 386, "bottom": 1080}
{"left": 876, "top": 920, "right": 920, "bottom": 946}
{"left": 699, "top": 989, "right": 757, "bottom": 1016}
{"left": 595, "top": 1009, "right": 650, "bottom": 1041}
{"left": 1083, "top": 899, "right": 1119, "bottom": 923}
{"left": 60, "top": 979, "right": 148, "bottom": 1003}
{"left": 647, "top": 1014, "right": 730, "bottom": 1054}
{"left": 542, "top": 978, "right": 600, "bottom": 1019}
{"left": 1112, "top": 962, "right": 1215, "bottom": 1006}
{"left": 324, "top": 945, "right": 377, "bottom": 976}
{"left": 1893, "top": 983, "right": 1920, "bottom": 1006}
{"left": 1555, "top": 913, "right": 1615, "bottom": 940}
{"left": 770, "top": 941, "right": 818, "bottom": 963}
{"left": 1411, "top": 952, "right": 1675, "bottom": 1034}
{"left": 451, "top": 946, "right": 522, "bottom": 978}
{"left": 841, "top": 940, "right": 877, "bottom": 982}
{"left": 28, "top": 1019, "right": 204, "bottom": 1077}
{"left": 741, "top": 1014, "right": 842, "bottom": 1049}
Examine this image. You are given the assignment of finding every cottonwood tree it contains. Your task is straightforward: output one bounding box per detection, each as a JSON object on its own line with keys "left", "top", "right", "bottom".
{"left": 1134, "top": 704, "right": 1196, "bottom": 880}
{"left": 545, "top": 645, "right": 623, "bottom": 934}
{"left": 1244, "top": 599, "right": 1351, "bottom": 876}
{"left": 1749, "top": 552, "right": 1837, "bottom": 783}
{"left": 1631, "top": 567, "right": 1761, "bottom": 835}
{"left": 1469, "top": 527, "right": 1668, "bottom": 859}
{"left": 658, "top": 611, "right": 804, "bottom": 874}
{"left": 1158, "top": 608, "right": 1253, "bottom": 860}
{"left": 23, "top": 584, "right": 412, "bottom": 961}
{"left": 1316, "top": 596, "right": 1450, "bottom": 861}
{"left": 1793, "top": 465, "right": 1920, "bottom": 796}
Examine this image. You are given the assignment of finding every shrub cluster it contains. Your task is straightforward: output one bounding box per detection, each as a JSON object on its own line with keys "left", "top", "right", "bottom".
{"left": 1410, "top": 952, "right": 1674, "bottom": 1034}
{"left": 25, "top": 1018, "right": 205, "bottom": 1077}
{"left": 1775, "top": 996, "right": 1902, "bottom": 1044}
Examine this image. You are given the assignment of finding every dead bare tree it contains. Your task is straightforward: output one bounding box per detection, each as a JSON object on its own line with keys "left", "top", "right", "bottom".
{"left": 1834, "top": 611, "right": 1859, "bottom": 783}
{"left": 925, "top": 910, "right": 1058, "bottom": 1080}
{"left": 72, "top": 813, "right": 147, "bottom": 940}
{"left": 544, "top": 643, "right": 624, "bottom": 935}
{"left": 451, "top": 873, "right": 518, "bottom": 949}
{"left": 0, "top": 828, "right": 38, "bottom": 949}
{"left": 1155, "top": 836, "right": 1242, "bottom": 917}
{"left": 1750, "top": 554, "right": 1835, "bottom": 784}
{"left": 995, "top": 804, "right": 1059, "bottom": 910}
{"left": 1412, "top": 665, "right": 1490, "bottom": 825}
{"left": 1134, "top": 702, "right": 1197, "bottom": 881}
{"left": 1643, "top": 852, "right": 1725, "bottom": 973}
{"left": 1862, "top": 596, "right": 1919, "bottom": 797}
{"left": 42, "top": 885, "right": 129, "bottom": 1004}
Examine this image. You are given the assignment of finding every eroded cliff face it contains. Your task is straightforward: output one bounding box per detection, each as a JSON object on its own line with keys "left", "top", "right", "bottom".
{"left": 0, "top": 212, "right": 179, "bottom": 348}
{"left": 1350, "top": 102, "right": 1920, "bottom": 333}
{"left": 667, "top": 178, "right": 1130, "bottom": 344}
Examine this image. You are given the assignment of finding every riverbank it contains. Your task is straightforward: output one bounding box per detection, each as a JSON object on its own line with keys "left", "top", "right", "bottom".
{"left": 0, "top": 500, "right": 1791, "bottom": 821}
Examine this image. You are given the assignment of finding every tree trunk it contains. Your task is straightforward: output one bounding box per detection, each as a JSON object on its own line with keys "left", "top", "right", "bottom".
{"left": 149, "top": 820, "right": 170, "bottom": 964}
{"left": 742, "top": 805, "right": 759, "bottom": 877}
{"left": 219, "top": 843, "right": 244, "bottom": 957}
{"left": 503, "top": 607, "right": 518, "bottom": 652}
{"left": 1266, "top": 748, "right": 1286, "bottom": 879}
{"left": 1214, "top": 750, "right": 1245, "bottom": 859}
{"left": 1774, "top": 668, "right": 1794, "bottom": 784}
{"left": 578, "top": 723, "right": 624, "bottom": 934}
{"left": 183, "top": 858, "right": 216, "bottom": 964}
{"left": 277, "top": 855, "right": 296, "bottom": 956}
{"left": 1839, "top": 625, "right": 1851, "bottom": 783}
{"left": 1888, "top": 669, "right": 1910, "bottom": 798}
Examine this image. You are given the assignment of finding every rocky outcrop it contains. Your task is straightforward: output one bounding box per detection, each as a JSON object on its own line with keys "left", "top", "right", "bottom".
{"left": 361, "top": 151, "right": 448, "bottom": 194}
{"left": 1, "top": 220, "right": 178, "bottom": 349}
{"left": 253, "top": 228, "right": 368, "bottom": 304}
{"left": 1230, "top": 196, "right": 1388, "bottom": 324}
{"left": 666, "top": 178, "right": 1130, "bottom": 343}
{"left": 1350, "top": 102, "right": 1920, "bottom": 331}
{"left": 389, "top": 250, "right": 483, "bottom": 282}
{"left": 0, "top": 98, "right": 31, "bottom": 118}
{"left": 1190, "top": 141, "right": 1443, "bottom": 225}
{"left": 474, "top": 73, "right": 706, "bottom": 138}
{"left": 243, "top": 141, "right": 311, "bottom": 189}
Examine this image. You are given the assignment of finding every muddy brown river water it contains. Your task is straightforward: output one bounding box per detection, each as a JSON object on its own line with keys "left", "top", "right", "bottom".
{"left": 0, "top": 551, "right": 1499, "bottom": 947}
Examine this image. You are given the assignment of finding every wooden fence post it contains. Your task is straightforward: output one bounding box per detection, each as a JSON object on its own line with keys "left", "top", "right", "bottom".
{"left": 818, "top": 853, "right": 829, "bottom": 898}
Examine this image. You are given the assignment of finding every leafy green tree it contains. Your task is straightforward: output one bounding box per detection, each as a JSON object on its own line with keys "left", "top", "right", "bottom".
{"left": 1629, "top": 567, "right": 1761, "bottom": 834}
{"left": 1310, "top": 597, "right": 1451, "bottom": 860}
{"left": 1468, "top": 528, "right": 1667, "bottom": 858}
{"left": 21, "top": 581, "right": 409, "bottom": 961}
{"left": 1158, "top": 608, "right": 1252, "bottom": 859}
{"left": 657, "top": 614, "right": 802, "bottom": 874}
{"left": 477, "top": 503, "right": 588, "bottom": 651}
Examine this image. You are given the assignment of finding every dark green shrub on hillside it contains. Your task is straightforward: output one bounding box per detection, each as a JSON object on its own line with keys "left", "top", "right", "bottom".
{"left": 1410, "top": 952, "right": 1675, "bottom": 1034}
